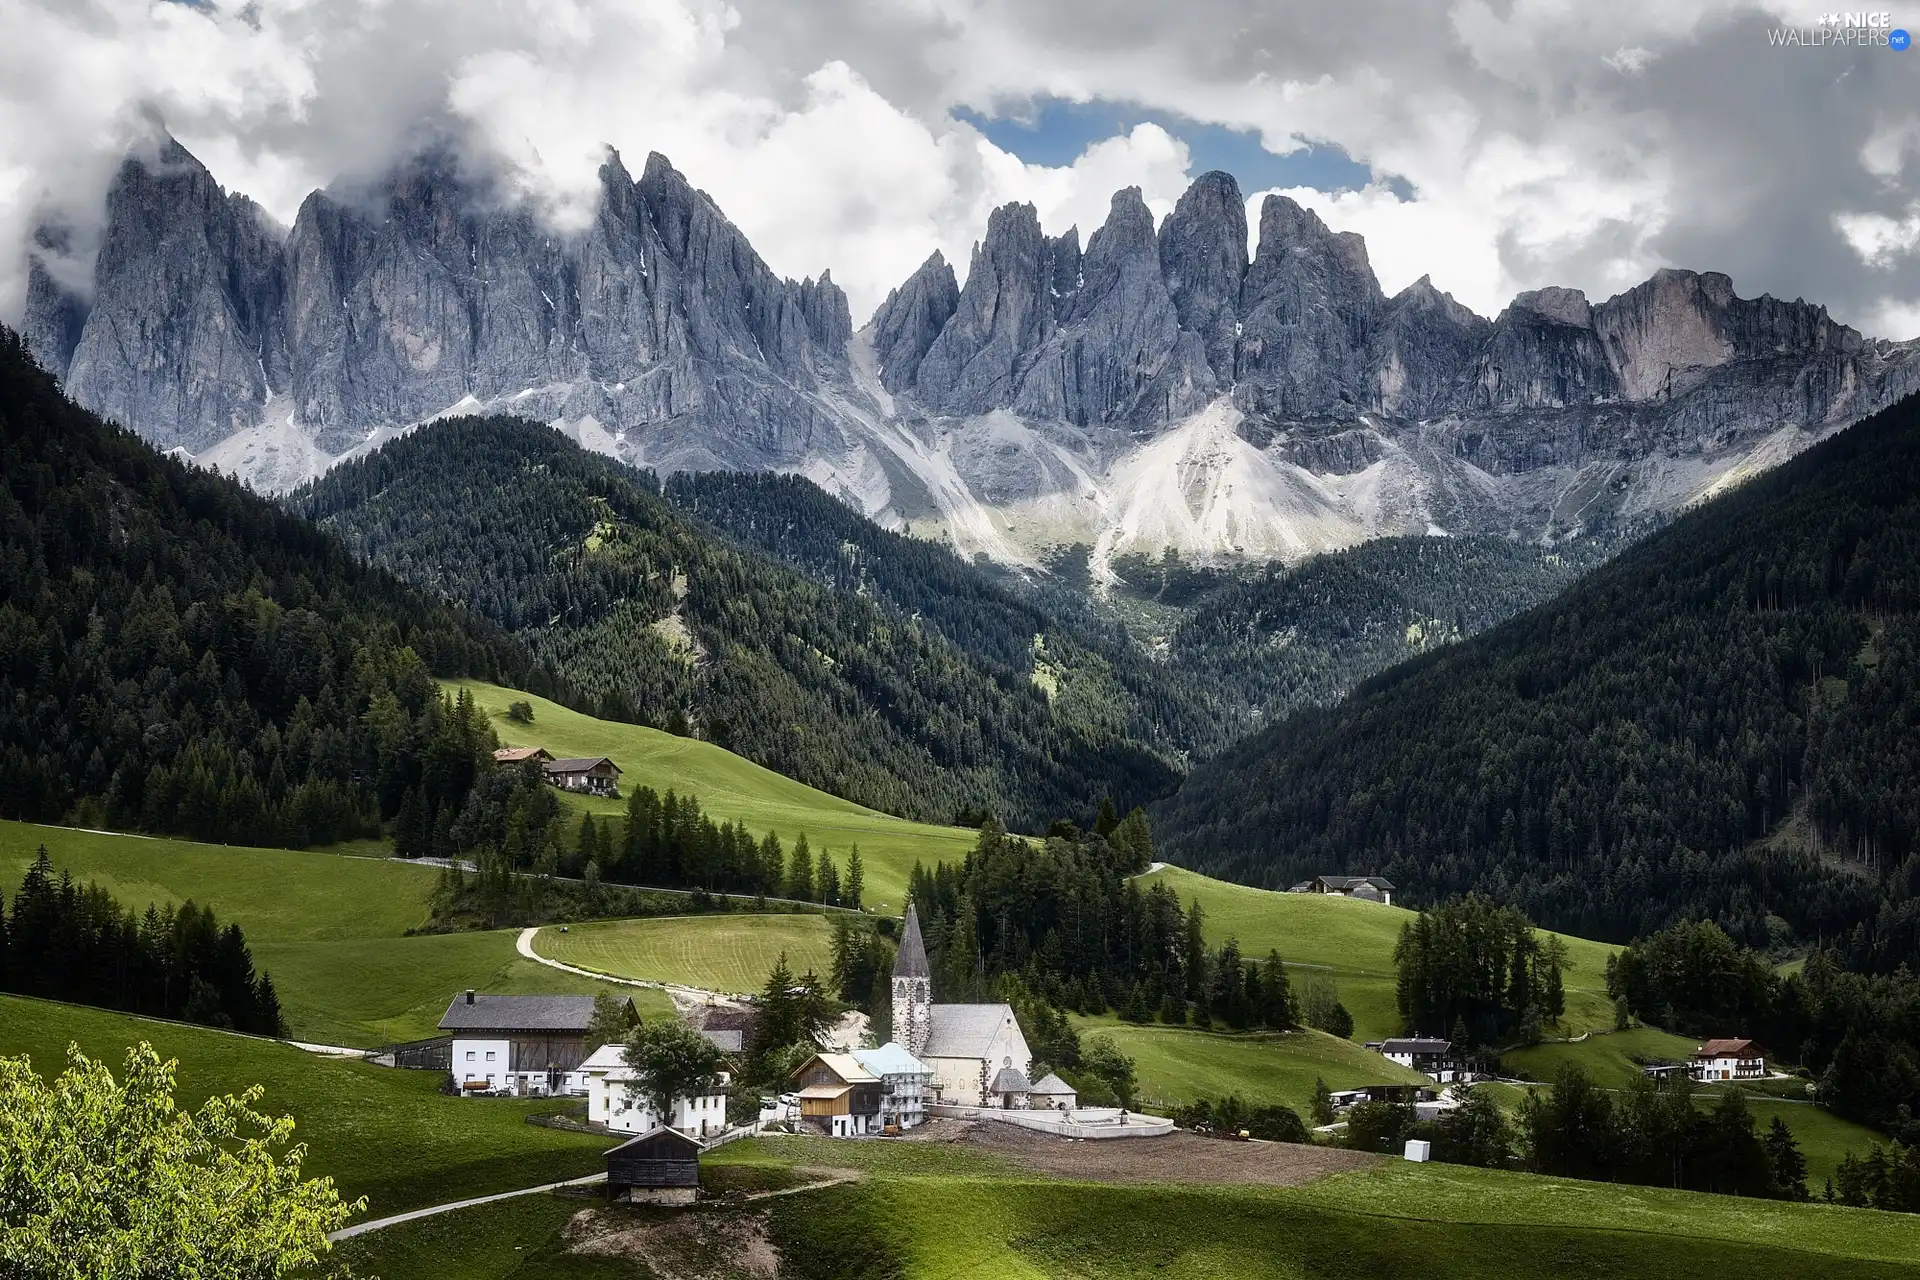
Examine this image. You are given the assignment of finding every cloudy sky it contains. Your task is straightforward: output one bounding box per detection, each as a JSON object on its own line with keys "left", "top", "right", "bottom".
{"left": 2, "top": 0, "right": 1917, "bottom": 336}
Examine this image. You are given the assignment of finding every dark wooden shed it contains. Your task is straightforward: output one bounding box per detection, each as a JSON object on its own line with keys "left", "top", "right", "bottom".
{"left": 605, "top": 1126, "right": 702, "bottom": 1205}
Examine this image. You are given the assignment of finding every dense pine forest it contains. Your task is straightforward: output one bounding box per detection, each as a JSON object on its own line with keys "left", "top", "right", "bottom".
{"left": 294, "top": 418, "right": 1176, "bottom": 828}
{"left": 0, "top": 328, "right": 537, "bottom": 847}
{"left": 1156, "top": 389, "right": 1920, "bottom": 972}
{"left": 666, "top": 472, "right": 1219, "bottom": 755}
{"left": 1153, "top": 534, "right": 1607, "bottom": 744}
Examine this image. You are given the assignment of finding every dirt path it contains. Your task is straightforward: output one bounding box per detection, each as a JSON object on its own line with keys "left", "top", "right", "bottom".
{"left": 328, "top": 1173, "right": 607, "bottom": 1241}
{"left": 938, "top": 1117, "right": 1381, "bottom": 1187}
{"left": 516, "top": 926, "right": 744, "bottom": 1012}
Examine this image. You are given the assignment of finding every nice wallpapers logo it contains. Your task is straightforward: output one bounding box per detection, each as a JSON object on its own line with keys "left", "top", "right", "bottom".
{"left": 1767, "top": 11, "right": 1912, "bottom": 47}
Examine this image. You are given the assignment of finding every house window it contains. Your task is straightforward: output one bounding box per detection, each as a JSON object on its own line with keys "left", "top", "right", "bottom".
{"left": 486, "top": 1051, "right": 496, "bottom": 1062}
{"left": 466, "top": 1051, "right": 475, "bottom": 1062}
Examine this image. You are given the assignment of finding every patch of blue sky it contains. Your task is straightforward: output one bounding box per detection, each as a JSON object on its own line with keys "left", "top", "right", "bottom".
{"left": 954, "top": 97, "right": 1412, "bottom": 200}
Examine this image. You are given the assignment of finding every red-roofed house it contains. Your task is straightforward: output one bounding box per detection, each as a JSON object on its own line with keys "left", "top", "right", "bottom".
{"left": 1694, "top": 1038, "right": 1766, "bottom": 1081}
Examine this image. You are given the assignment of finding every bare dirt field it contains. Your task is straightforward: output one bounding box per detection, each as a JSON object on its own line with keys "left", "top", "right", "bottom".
{"left": 928, "top": 1117, "right": 1382, "bottom": 1187}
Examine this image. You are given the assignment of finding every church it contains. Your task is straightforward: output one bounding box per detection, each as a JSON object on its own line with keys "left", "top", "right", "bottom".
{"left": 891, "top": 902, "right": 1033, "bottom": 1108}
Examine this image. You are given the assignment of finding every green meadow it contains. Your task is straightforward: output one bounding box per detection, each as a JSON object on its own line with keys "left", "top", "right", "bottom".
{"left": 340, "top": 1134, "right": 1920, "bottom": 1279}
{"left": 0, "top": 995, "right": 613, "bottom": 1218}
{"left": 1503, "top": 1025, "right": 1705, "bottom": 1085}
{"left": 532, "top": 913, "right": 836, "bottom": 995}
{"left": 1071, "top": 1018, "right": 1432, "bottom": 1115}
{"left": 0, "top": 821, "right": 669, "bottom": 1046}
{"left": 1136, "top": 865, "right": 1620, "bottom": 1042}
{"left": 451, "top": 679, "right": 982, "bottom": 912}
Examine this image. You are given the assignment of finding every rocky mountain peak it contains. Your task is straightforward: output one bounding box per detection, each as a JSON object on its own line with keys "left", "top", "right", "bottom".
{"left": 1510, "top": 286, "right": 1594, "bottom": 329}
{"left": 913, "top": 202, "right": 1050, "bottom": 414}
{"left": 1158, "top": 169, "right": 1247, "bottom": 384}
{"left": 869, "top": 251, "right": 960, "bottom": 392}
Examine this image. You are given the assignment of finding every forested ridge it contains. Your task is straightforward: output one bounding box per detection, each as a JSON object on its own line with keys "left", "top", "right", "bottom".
{"left": 1158, "top": 389, "right": 1920, "bottom": 971}
{"left": 294, "top": 417, "right": 1177, "bottom": 828}
{"left": 675, "top": 473, "right": 1603, "bottom": 759}
{"left": 666, "top": 472, "right": 1218, "bottom": 756}
{"left": 0, "top": 327, "right": 536, "bottom": 847}
{"left": 1153, "top": 534, "right": 1606, "bottom": 745}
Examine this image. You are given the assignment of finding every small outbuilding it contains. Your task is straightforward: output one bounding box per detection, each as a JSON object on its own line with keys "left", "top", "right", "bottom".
{"left": 1028, "top": 1072, "right": 1077, "bottom": 1111}
{"left": 605, "top": 1126, "right": 702, "bottom": 1205}
{"left": 989, "top": 1064, "right": 1032, "bottom": 1110}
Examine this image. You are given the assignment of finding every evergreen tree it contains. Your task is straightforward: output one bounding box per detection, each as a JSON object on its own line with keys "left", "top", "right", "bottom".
{"left": 787, "top": 835, "right": 815, "bottom": 902}
{"left": 817, "top": 847, "right": 840, "bottom": 907}
{"left": 1765, "top": 1115, "right": 1809, "bottom": 1200}
{"left": 844, "top": 845, "right": 864, "bottom": 911}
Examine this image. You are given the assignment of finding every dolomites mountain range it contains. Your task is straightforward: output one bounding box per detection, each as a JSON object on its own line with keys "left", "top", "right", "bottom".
{"left": 22, "top": 136, "right": 1920, "bottom": 571}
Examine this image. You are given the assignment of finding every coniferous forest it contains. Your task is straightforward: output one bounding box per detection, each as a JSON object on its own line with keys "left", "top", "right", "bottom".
{"left": 0, "top": 329, "right": 540, "bottom": 847}
{"left": 294, "top": 416, "right": 1178, "bottom": 828}
{"left": 1157, "top": 389, "right": 1920, "bottom": 973}
{"left": 1, "top": 848, "right": 283, "bottom": 1035}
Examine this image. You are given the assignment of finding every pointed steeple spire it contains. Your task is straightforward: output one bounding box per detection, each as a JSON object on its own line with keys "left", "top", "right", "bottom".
{"left": 894, "top": 900, "right": 930, "bottom": 979}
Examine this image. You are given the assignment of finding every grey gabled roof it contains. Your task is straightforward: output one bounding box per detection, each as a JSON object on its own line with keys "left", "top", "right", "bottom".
{"left": 1029, "top": 1072, "right": 1075, "bottom": 1096}
{"left": 439, "top": 993, "right": 604, "bottom": 1033}
{"left": 893, "top": 901, "right": 930, "bottom": 979}
{"left": 1380, "top": 1038, "right": 1451, "bottom": 1055}
{"left": 1319, "top": 875, "right": 1396, "bottom": 892}
{"left": 990, "top": 1066, "right": 1031, "bottom": 1094}
{"left": 544, "top": 756, "right": 621, "bottom": 774}
{"left": 921, "top": 1003, "right": 1017, "bottom": 1059}
{"left": 606, "top": 1126, "right": 702, "bottom": 1156}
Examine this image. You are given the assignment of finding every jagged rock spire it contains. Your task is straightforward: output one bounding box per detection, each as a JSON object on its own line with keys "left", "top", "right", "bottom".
{"left": 894, "top": 899, "right": 930, "bottom": 979}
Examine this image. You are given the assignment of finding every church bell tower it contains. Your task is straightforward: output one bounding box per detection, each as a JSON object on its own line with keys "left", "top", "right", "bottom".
{"left": 892, "top": 900, "right": 932, "bottom": 1057}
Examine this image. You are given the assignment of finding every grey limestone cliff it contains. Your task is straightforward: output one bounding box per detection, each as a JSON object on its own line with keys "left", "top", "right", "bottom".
{"left": 20, "top": 136, "right": 1920, "bottom": 563}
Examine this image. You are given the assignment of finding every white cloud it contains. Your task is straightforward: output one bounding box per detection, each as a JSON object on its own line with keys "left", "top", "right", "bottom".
{"left": 0, "top": 0, "right": 1916, "bottom": 336}
{"left": 1837, "top": 204, "right": 1920, "bottom": 267}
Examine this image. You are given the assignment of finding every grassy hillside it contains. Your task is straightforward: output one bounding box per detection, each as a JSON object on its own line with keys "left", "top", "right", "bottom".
{"left": 340, "top": 1134, "right": 1920, "bottom": 1279}
{"left": 1137, "top": 865, "right": 1619, "bottom": 1042}
{"left": 453, "top": 679, "right": 980, "bottom": 910}
{"left": 1075, "top": 1019, "right": 1431, "bottom": 1114}
{"left": 1503, "top": 1026, "right": 1705, "bottom": 1086}
{"left": 532, "top": 914, "right": 835, "bottom": 996}
{"left": 0, "top": 821, "right": 669, "bottom": 1046}
{"left": 0, "top": 995, "right": 613, "bottom": 1218}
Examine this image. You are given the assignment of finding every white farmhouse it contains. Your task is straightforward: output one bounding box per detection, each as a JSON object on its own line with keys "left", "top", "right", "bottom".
{"left": 439, "top": 991, "right": 623, "bottom": 1097}
{"left": 891, "top": 903, "right": 1032, "bottom": 1108}
{"left": 1379, "top": 1037, "right": 1457, "bottom": 1082}
{"left": 1694, "top": 1038, "right": 1766, "bottom": 1081}
{"left": 578, "top": 1042, "right": 732, "bottom": 1139}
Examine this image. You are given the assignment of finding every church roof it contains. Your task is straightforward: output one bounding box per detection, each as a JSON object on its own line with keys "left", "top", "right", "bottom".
{"left": 893, "top": 901, "right": 930, "bottom": 979}
{"left": 1029, "top": 1072, "right": 1075, "bottom": 1096}
{"left": 990, "top": 1066, "right": 1031, "bottom": 1094}
{"left": 921, "top": 1003, "right": 1019, "bottom": 1060}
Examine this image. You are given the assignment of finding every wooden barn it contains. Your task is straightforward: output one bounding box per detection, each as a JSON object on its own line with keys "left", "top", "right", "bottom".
{"left": 605, "top": 1126, "right": 702, "bottom": 1205}
{"left": 791, "top": 1052, "right": 882, "bottom": 1137}
{"left": 544, "top": 756, "right": 623, "bottom": 797}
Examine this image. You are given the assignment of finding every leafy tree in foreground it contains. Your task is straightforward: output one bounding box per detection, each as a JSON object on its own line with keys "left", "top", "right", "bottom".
{"left": 620, "top": 1019, "right": 728, "bottom": 1121}
{"left": 0, "top": 1042, "right": 359, "bottom": 1277}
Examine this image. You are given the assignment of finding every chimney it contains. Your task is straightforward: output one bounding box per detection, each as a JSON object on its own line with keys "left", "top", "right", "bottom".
{"left": 465, "top": 989, "right": 475, "bottom": 1005}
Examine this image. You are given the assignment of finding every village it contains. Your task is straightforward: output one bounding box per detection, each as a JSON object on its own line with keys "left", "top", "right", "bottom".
{"left": 417, "top": 876, "right": 1782, "bottom": 1201}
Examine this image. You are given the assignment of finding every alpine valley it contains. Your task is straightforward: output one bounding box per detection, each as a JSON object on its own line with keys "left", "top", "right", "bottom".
{"left": 23, "top": 134, "right": 1920, "bottom": 577}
